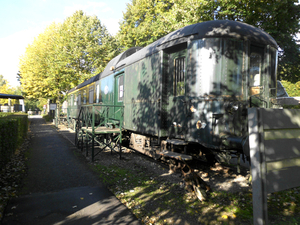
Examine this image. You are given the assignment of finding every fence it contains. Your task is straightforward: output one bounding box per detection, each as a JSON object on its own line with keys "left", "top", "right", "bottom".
{"left": 0, "top": 104, "right": 23, "bottom": 113}
{"left": 248, "top": 108, "right": 300, "bottom": 224}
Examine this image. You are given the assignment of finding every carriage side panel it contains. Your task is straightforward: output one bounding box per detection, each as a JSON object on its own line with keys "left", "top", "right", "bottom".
{"left": 124, "top": 52, "right": 162, "bottom": 136}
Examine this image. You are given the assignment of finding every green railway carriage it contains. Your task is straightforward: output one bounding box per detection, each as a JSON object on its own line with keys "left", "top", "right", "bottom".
{"left": 67, "top": 20, "right": 278, "bottom": 162}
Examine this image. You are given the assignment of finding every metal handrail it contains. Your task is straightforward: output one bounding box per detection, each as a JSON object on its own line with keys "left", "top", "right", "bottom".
{"left": 78, "top": 104, "right": 124, "bottom": 133}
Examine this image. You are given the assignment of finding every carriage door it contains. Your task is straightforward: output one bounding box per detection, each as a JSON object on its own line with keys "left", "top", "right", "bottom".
{"left": 165, "top": 47, "right": 187, "bottom": 139}
{"left": 114, "top": 72, "right": 124, "bottom": 122}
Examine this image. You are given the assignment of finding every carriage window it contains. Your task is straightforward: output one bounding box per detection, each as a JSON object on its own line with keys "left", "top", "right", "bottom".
{"left": 118, "top": 75, "right": 124, "bottom": 101}
{"left": 223, "top": 39, "right": 244, "bottom": 95}
{"left": 249, "top": 46, "right": 264, "bottom": 96}
{"left": 192, "top": 38, "right": 244, "bottom": 96}
{"left": 73, "top": 94, "right": 77, "bottom": 106}
{"left": 78, "top": 92, "right": 81, "bottom": 106}
{"left": 96, "top": 84, "right": 100, "bottom": 103}
{"left": 174, "top": 57, "right": 185, "bottom": 96}
{"left": 269, "top": 47, "right": 278, "bottom": 98}
{"left": 83, "top": 90, "right": 87, "bottom": 104}
{"left": 70, "top": 94, "right": 74, "bottom": 106}
{"left": 89, "top": 87, "right": 94, "bottom": 104}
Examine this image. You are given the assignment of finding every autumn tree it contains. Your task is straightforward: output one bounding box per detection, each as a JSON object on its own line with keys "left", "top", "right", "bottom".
{"left": 0, "top": 75, "right": 9, "bottom": 105}
{"left": 19, "top": 10, "right": 120, "bottom": 103}
{"left": 0, "top": 75, "right": 6, "bottom": 87}
{"left": 19, "top": 22, "right": 59, "bottom": 101}
{"left": 118, "top": 0, "right": 174, "bottom": 47}
{"left": 0, "top": 75, "right": 22, "bottom": 105}
{"left": 118, "top": 0, "right": 220, "bottom": 48}
{"left": 57, "top": 10, "right": 119, "bottom": 86}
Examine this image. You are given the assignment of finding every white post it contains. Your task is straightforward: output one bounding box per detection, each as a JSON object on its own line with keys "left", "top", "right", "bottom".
{"left": 19, "top": 99, "right": 25, "bottom": 112}
{"left": 248, "top": 108, "right": 268, "bottom": 225}
{"left": 8, "top": 98, "right": 11, "bottom": 112}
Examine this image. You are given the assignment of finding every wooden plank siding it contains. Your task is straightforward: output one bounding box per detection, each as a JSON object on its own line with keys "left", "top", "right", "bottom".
{"left": 264, "top": 139, "right": 300, "bottom": 161}
{"left": 261, "top": 109, "right": 300, "bottom": 193}
{"left": 261, "top": 108, "right": 300, "bottom": 129}
{"left": 266, "top": 166, "right": 300, "bottom": 193}
{"left": 248, "top": 108, "right": 300, "bottom": 225}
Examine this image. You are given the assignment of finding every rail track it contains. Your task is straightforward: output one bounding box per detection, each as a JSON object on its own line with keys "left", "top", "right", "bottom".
{"left": 123, "top": 142, "right": 250, "bottom": 201}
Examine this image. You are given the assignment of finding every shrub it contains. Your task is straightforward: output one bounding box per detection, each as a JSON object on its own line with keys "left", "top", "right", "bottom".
{"left": 281, "top": 80, "right": 300, "bottom": 97}
{"left": 42, "top": 114, "right": 53, "bottom": 122}
{"left": 0, "top": 114, "right": 28, "bottom": 169}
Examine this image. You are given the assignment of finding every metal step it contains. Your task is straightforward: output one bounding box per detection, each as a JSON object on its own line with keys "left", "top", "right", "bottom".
{"left": 166, "top": 139, "right": 188, "bottom": 146}
{"left": 158, "top": 150, "right": 192, "bottom": 161}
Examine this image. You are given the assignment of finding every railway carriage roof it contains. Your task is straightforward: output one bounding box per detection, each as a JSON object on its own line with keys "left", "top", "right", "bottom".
{"left": 68, "top": 73, "right": 101, "bottom": 93}
{"left": 100, "top": 20, "right": 277, "bottom": 79}
{"left": 68, "top": 20, "right": 278, "bottom": 92}
{"left": 68, "top": 48, "right": 142, "bottom": 93}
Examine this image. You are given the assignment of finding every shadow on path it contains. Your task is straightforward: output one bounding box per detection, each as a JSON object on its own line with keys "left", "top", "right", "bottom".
{"left": 2, "top": 117, "right": 140, "bottom": 225}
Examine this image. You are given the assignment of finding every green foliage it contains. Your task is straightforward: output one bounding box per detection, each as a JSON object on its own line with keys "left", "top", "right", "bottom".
{"left": 0, "top": 119, "right": 17, "bottom": 169}
{"left": 281, "top": 80, "right": 300, "bottom": 97}
{"left": 0, "top": 114, "right": 28, "bottom": 170}
{"left": 19, "top": 10, "right": 120, "bottom": 103}
{"left": 0, "top": 112, "right": 13, "bottom": 117}
{"left": 8, "top": 115, "right": 28, "bottom": 146}
{"left": 42, "top": 114, "right": 53, "bottom": 122}
{"left": 118, "top": 0, "right": 175, "bottom": 47}
{"left": 0, "top": 76, "right": 22, "bottom": 105}
{"left": 282, "top": 104, "right": 300, "bottom": 109}
{"left": 58, "top": 10, "right": 118, "bottom": 84}
{"left": 25, "top": 98, "right": 47, "bottom": 111}
{"left": 0, "top": 75, "right": 6, "bottom": 86}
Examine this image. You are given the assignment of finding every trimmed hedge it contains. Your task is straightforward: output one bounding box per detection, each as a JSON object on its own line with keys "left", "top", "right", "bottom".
{"left": 42, "top": 114, "right": 53, "bottom": 122}
{"left": 283, "top": 104, "right": 300, "bottom": 109}
{"left": 0, "top": 113, "right": 28, "bottom": 170}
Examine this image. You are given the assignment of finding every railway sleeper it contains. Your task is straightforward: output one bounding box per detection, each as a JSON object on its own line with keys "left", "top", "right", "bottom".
{"left": 129, "top": 134, "right": 212, "bottom": 201}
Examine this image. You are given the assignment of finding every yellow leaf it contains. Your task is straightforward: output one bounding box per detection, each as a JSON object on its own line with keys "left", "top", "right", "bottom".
{"left": 222, "top": 215, "right": 228, "bottom": 219}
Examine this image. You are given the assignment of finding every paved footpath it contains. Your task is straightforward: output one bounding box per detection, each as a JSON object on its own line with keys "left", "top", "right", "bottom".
{"left": 2, "top": 116, "right": 140, "bottom": 225}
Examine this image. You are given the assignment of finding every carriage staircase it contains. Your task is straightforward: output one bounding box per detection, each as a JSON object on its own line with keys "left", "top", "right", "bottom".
{"left": 158, "top": 139, "right": 192, "bottom": 161}
{"left": 75, "top": 104, "right": 124, "bottom": 161}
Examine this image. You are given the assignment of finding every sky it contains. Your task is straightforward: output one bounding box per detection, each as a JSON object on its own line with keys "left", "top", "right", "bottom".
{"left": 0, "top": 0, "right": 130, "bottom": 87}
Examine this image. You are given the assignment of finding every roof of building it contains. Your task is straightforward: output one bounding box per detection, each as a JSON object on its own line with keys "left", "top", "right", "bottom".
{"left": 0, "top": 93, "right": 24, "bottom": 99}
